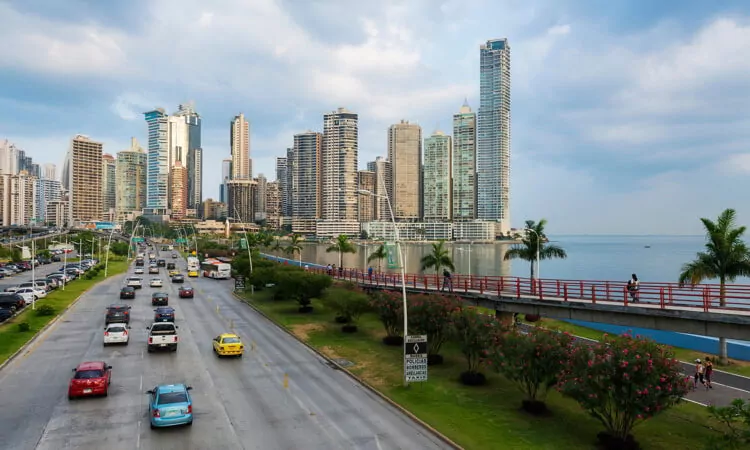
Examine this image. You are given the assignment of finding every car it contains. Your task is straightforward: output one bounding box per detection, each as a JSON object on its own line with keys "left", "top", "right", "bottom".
{"left": 126, "top": 277, "right": 143, "bottom": 289}
{"left": 171, "top": 274, "right": 185, "bottom": 283}
{"left": 178, "top": 285, "right": 194, "bottom": 298}
{"left": 135, "top": 267, "right": 145, "bottom": 274}
{"left": 157, "top": 259, "right": 166, "bottom": 267}
{"left": 154, "top": 306, "right": 175, "bottom": 322}
{"left": 0, "top": 293, "right": 24, "bottom": 312}
{"left": 68, "top": 361, "right": 112, "bottom": 399}
{"left": 0, "top": 308, "right": 13, "bottom": 322}
{"left": 105, "top": 304, "right": 131, "bottom": 324}
{"left": 151, "top": 292, "right": 169, "bottom": 306}
{"left": 150, "top": 278, "right": 163, "bottom": 288}
{"left": 135, "top": 259, "right": 145, "bottom": 267}
{"left": 146, "top": 384, "right": 193, "bottom": 428}
{"left": 15, "top": 287, "right": 46, "bottom": 299}
{"left": 212, "top": 333, "right": 244, "bottom": 357}
{"left": 168, "top": 269, "right": 179, "bottom": 277}
{"left": 15, "top": 291, "right": 36, "bottom": 305}
{"left": 167, "top": 262, "right": 176, "bottom": 270}
{"left": 188, "top": 270, "right": 199, "bottom": 278}
{"left": 172, "top": 253, "right": 178, "bottom": 259}
{"left": 149, "top": 266, "right": 159, "bottom": 274}
{"left": 103, "top": 323, "right": 130, "bottom": 345}
{"left": 120, "top": 286, "right": 136, "bottom": 299}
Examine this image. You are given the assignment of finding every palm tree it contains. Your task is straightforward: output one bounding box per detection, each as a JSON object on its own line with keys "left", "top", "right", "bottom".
{"left": 420, "top": 241, "right": 456, "bottom": 288}
{"left": 284, "top": 234, "right": 303, "bottom": 265}
{"left": 270, "top": 237, "right": 284, "bottom": 253}
{"left": 504, "top": 219, "right": 567, "bottom": 280}
{"left": 367, "top": 244, "right": 388, "bottom": 272}
{"left": 326, "top": 234, "right": 357, "bottom": 268}
{"left": 678, "top": 208, "right": 750, "bottom": 364}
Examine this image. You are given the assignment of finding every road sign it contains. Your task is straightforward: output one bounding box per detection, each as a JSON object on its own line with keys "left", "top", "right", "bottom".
{"left": 234, "top": 276, "right": 245, "bottom": 291}
{"left": 404, "top": 335, "right": 428, "bottom": 382}
{"left": 386, "top": 242, "right": 399, "bottom": 269}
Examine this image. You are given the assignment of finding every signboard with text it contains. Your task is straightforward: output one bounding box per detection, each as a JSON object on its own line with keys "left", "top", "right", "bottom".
{"left": 404, "top": 335, "right": 428, "bottom": 382}
{"left": 385, "top": 242, "right": 400, "bottom": 269}
{"left": 234, "top": 276, "right": 245, "bottom": 291}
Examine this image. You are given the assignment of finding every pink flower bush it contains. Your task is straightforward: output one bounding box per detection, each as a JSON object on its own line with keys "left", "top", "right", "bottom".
{"left": 408, "top": 293, "right": 463, "bottom": 361}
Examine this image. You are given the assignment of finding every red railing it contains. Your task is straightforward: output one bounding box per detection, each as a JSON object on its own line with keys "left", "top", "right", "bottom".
{"left": 312, "top": 268, "right": 750, "bottom": 313}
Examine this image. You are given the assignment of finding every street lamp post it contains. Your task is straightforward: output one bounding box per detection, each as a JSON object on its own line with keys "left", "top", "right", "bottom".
{"left": 228, "top": 208, "right": 252, "bottom": 275}
{"left": 127, "top": 220, "right": 141, "bottom": 260}
{"left": 51, "top": 238, "right": 67, "bottom": 290}
{"left": 358, "top": 187, "right": 409, "bottom": 387}
{"left": 188, "top": 223, "right": 198, "bottom": 257}
{"left": 525, "top": 228, "right": 541, "bottom": 281}
{"left": 455, "top": 242, "right": 473, "bottom": 278}
{"left": 104, "top": 228, "right": 114, "bottom": 277}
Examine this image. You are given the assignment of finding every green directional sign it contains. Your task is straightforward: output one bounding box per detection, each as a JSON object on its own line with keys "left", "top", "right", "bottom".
{"left": 239, "top": 238, "right": 248, "bottom": 250}
{"left": 133, "top": 237, "right": 145, "bottom": 243}
{"left": 175, "top": 238, "right": 188, "bottom": 244}
{"left": 386, "top": 242, "right": 400, "bottom": 269}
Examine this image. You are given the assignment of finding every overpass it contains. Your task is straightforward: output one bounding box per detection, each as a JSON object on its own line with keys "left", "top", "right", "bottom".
{"left": 259, "top": 252, "right": 750, "bottom": 341}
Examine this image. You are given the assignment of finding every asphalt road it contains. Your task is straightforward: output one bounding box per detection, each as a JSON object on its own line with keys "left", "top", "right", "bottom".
{"left": 0, "top": 252, "right": 450, "bottom": 450}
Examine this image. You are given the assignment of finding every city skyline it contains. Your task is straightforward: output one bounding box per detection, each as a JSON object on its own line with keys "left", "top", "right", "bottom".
{"left": 1, "top": 1, "right": 749, "bottom": 234}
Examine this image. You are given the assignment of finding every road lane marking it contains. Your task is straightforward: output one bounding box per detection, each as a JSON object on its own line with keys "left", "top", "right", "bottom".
{"left": 283, "top": 373, "right": 289, "bottom": 389}
{"left": 136, "top": 420, "right": 141, "bottom": 448}
{"left": 374, "top": 434, "right": 384, "bottom": 450}
{"left": 712, "top": 382, "right": 750, "bottom": 394}
{"left": 139, "top": 375, "right": 143, "bottom": 391}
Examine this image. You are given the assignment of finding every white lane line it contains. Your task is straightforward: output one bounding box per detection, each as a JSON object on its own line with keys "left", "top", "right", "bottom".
{"left": 712, "top": 382, "right": 750, "bottom": 394}
{"left": 140, "top": 349, "right": 144, "bottom": 360}
{"left": 139, "top": 374, "right": 143, "bottom": 391}
{"left": 374, "top": 434, "right": 384, "bottom": 450}
{"left": 136, "top": 420, "right": 141, "bottom": 448}
{"left": 683, "top": 397, "right": 709, "bottom": 406}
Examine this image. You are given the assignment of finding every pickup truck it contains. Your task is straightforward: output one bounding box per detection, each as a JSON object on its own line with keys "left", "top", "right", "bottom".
{"left": 146, "top": 322, "right": 179, "bottom": 352}
{"left": 125, "top": 277, "right": 143, "bottom": 289}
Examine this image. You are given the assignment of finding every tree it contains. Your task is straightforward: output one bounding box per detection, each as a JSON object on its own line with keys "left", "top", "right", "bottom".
{"left": 326, "top": 234, "right": 356, "bottom": 268}
{"left": 419, "top": 240, "right": 455, "bottom": 289}
{"left": 369, "top": 290, "right": 403, "bottom": 345}
{"left": 451, "top": 309, "right": 500, "bottom": 385}
{"left": 367, "top": 244, "right": 388, "bottom": 272}
{"left": 706, "top": 398, "right": 750, "bottom": 449}
{"left": 274, "top": 271, "right": 331, "bottom": 312}
{"left": 488, "top": 327, "right": 573, "bottom": 414}
{"left": 110, "top": 242, "right": 130, "bottom": 256}
{"left": 557, "top": 333, "right": 690, "bottom": 449}
{"left": 408, "top": 293, "right": 463, "bottom": 365}
{"left": 503, "top": 219, "right": 567, "bottom": 280}
{"left": 322, "top": 286, "right": 370, "bottom": 332}
{"left": 678, "top": 209, "right": 750, "bottom": 365}
{"left": 284, "top": 234, "right": 303, "bottom": 263}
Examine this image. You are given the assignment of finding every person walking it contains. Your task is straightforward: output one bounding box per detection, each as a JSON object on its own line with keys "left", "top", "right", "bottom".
{"left": 441, "top": 269, "right": 453, "bottom": 292}
{"left": 628, "top": 273, "right": 640, "bottom": 303}
{"left": 367, "top": 266, "right": 373, "bottom": 282}
{"left": 694, "top": 359, "right": 706, "bottom": 390}
{"left": 704, "top": 356, "right": 714, "bottom": 389}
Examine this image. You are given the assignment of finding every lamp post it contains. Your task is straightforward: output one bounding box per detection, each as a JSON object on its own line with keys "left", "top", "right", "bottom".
{"left": 228, "top": 208, "right": 252, "bottom": 275}
{"left": 127, "top": 219, "right": 142, "bottom": 260}
{"left": 525, "top": 228, "right": 541, "bottom": 281}
{"left": 51, "top": 238, "right": 67, "bottom": 290}
{"left": 188, "top": 223, "right": 198, "bottom": 257}
{"left": 358, "top": 188, "right": 409, "bottom": 387}
{"left": 104, "top": 228, "right": 114, "bottom": 277}
{"left": 455, "top": 242, "right": 473, "bottom": 278}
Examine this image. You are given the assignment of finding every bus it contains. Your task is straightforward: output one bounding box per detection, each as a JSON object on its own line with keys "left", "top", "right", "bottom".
{"left": 187, "top": 257, "right": 200, "bottom": 272}
{"left": 201, "top": 259, "right": 231, "bottom": 279}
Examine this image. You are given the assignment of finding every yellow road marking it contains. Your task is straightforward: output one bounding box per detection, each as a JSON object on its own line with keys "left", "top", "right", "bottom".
{"left": 283, "top": 373, "right": 289, "bottom": 389}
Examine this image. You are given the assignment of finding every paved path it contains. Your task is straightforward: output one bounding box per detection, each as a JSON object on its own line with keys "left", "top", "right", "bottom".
{"left": 0, "top": 252, "right": 449, "bottom": 450}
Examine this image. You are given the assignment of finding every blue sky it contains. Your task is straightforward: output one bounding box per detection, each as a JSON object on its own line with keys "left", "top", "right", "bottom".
{"left": 1, "top": 0, "right": 749, "bottom": 235}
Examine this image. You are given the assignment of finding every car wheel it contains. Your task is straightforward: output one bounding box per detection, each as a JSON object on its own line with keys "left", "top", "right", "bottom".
{"left": 186, "top": 420, "right": 193, "bottom": 426}
{"left": 103, "top": 388, "right": 108, "bottom": 397}
{"left": 150, "top": 422, "right": 156, "bottom": 429}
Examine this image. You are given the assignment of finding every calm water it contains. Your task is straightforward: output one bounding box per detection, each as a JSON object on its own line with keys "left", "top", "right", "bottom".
{"left": 288, "top": 235, "right": 750, "bottom": 284}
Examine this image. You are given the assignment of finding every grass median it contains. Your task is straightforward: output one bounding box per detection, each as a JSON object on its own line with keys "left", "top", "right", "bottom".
{"left": 0, "top": 258, "right": 129, "bottom": 364}
{"left": 239, "top": 289, "right": 722, "bottom": 450}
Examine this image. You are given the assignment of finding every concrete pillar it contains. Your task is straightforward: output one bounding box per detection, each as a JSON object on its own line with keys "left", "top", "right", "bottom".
{"left": 495, "top": 310, "right": 515, "bottom": 327}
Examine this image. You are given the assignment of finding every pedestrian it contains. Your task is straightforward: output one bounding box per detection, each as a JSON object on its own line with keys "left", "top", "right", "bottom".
{"left": 304, "top": 264, "right": 309, "bottom": 271}
{"left": 338, "top": 265, "right": 343, "bottom": 276}
{"left": 326, "top": 264, "right": 332, "bottom": 275}
{"left": 628, "top": 273, "right": 640, "bottom": 303}
{"left": 442, "top": 269, "right": 453, "bottom": 292}
{"left": 704, "top": 356, "right": 714, "bottom": 389}
{"left": 368, "top": 266, "right": 373, "bottom": 281}
{"left": 694, "top": 358, "right": 706, "bottom": 390}
{"left": 331, "top": 264, "right": 336, "bottom": 276}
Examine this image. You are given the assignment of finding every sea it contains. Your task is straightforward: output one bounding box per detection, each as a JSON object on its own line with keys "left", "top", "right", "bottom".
{"left": 280, "top": 235, "right": 750, "bottom": 359}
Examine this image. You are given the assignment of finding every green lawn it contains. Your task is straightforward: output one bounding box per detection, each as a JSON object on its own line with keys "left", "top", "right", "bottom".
{"left": 0, "top": 258, "right": 128, "bottom": 364}
{"left": 240, "top": 290, "right": 724, "bottom": 450}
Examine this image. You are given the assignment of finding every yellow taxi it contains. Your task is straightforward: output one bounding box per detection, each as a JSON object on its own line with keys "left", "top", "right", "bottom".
{"left": 212, "top": 333, "right": 244, "bottom": 357}
{"left": 188, "top": 270, "right": 199, "bottom": 277}
{"left": 168, "top": 269, "right": 180, "bottom": 277}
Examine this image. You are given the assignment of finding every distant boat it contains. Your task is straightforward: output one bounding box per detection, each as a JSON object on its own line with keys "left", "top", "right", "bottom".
{"left": 644, "top": 245, "right": 651, "bottom": 248}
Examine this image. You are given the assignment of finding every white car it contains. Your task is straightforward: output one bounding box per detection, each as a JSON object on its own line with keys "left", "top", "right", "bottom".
{"left": 15, "top": 287, "right": 47, "bottom": 299}
{"left": 134, "top": 267, "right": 145, "bottom": 274}
{"left": 103, "top": 323, "right": 130, "bottom": 346}
{"left": 15, "top": 291, "right": 36, "bottom": 305}
{"left": 126, "top": 277, "right": 143, "bottom": 289}
{"left": 150, "top": 278, "right": 163, "bottom": 288}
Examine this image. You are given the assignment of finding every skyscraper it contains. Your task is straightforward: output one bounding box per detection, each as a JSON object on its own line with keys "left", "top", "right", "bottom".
{"left": 357, "top": 170, "right": 376, "bottom": 223}
{"left": 116, "top": 138, "right": 147, "bottom": 222}
{"left": 292, "top": 131, "right": 322, "bottom": 219}
{"left": 170, "top": 161, "right": 188, "bottom": 219}
{"left": 101, "top": 153, "right": 116, "bottom": 221}
{"left": 275, "top": 156, "right": 289, "bottom": 217}
{"left": 42, "top": 163, "right": 57, "bottom": 181}
{"left": 173, "top": 104, "right": 202, "bottom": 211}
{"left": 0, "top": 171, "right": 37, "bottom": 226}
{"left": 0, "top": 140, "right": 19, "bottom": 175}
{"left": 388, "top": 120, "right": 422, "bottom": 221}
{"left": 321, "top": 108, "right": 358, "bottom": 221}
{"left": 220, "top": 158, "right": 231, "bottom": 203}
{"left": 144, "top": 109, "right": 169, "bottom": 215}
{"left": 35, "top": 178, "right": 61, "bottom": 224}
{"left": 423, "top": 131, "right": 452, "bottom": 221}
{"left": 230, "top": 113, "right": 251, "bottom": 179}
{"left": 366, "top": 157, "right": 392, "bottom": 221}
{"left": 253, "top": 174, "right": 267, "bottom": 221}
{"left": 477, "top": 38, "right": 511, "bottom": 223}
{"left": 452, "top": 100, "right": 477, "bottom": 221}
{"left": 67, "top": 135, "right": 103, "bottom": 225}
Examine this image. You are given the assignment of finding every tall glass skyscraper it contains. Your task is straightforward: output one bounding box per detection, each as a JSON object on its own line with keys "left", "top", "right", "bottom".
{"left": 452, "top": 100, "right": 477, "bottom": 221}
{"left": 144, "top": 109, "right": 169, "bottom": 214}
{"left": 477, "top": 38, "right": 511, "bottom": 223}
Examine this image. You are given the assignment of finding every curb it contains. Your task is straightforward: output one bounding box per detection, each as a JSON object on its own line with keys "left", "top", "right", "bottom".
{"left": 231, "top": 291, "right": 463, "bottom": 450}
{"left": 0, "top": 267, "right": 126, "bottom": 373}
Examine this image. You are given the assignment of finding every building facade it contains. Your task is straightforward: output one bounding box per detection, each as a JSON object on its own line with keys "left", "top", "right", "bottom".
{"left": 115, "top": 138, "right": 147, "bottom": 222}
{"left": 0, "top": 171, "right": 37, "bottom": 226}
{"left": 321, "top": 108, "right": 358, "bottom": 221}
{"left": 35, "top": 178, "right": 62, "bottom": 224}
{"left": 0, "top": 140, "right": 19, "bottom": 175}
{"left": 367, "top": 157, "right": 393, "bottom": 221}
{"left": 227, "top": 179, "right": 254, "bottom": 223}
{"left": 220, "top": 158, "right": 231, "bottom": 203}
{"left": 357, "top": 170, "right": 376, "bottom": 223}
{"left": 230, "top": 113, "right": 251, "bottom": 179}
{"left": 452, "top": 100, "right": 477, "bottom": 221}
{"left": 170, "top": 161, "right": 188, "bottom": 219}
{"left": 42, "top": 163, "right": 57, "bottom": 181}
{"left": 292, "top": 131, "right": 322, "bottom": 220}
{"left": 253, "top": 174, "right": 267, "bottom": 222}
{"left": 388, "top": 120, "right": 422, "bottom": 221}
{"left": 423, "top": 131, "right": 452, "bottom": 221}
{"left": 174, "top": 104, "right": 202, "bottom": 211}
{"left": 101, "top": 153, "right": 116, "bottom": 221}
{"left": 68, "top": 135, "right": 103, "bottom": 225}
{"left": 477, "top": 38, "right": 511, "bottom": 224}
{"left": 275, "top": 156, "right": 289, "bottom": 218}
{"left": 265, "top": 181, "right": 281, "bottom": 229}
{"left": 144, "top": 109, "right": 170, "bottom": 215}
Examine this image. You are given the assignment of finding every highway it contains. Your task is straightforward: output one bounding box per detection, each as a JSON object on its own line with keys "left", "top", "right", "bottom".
{"left": 0, "top": 252, "right": 449, "bottom": 450}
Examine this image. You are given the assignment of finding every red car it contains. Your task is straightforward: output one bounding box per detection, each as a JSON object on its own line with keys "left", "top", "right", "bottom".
{"left": 68, "top": 361, "right": 112, "bottom": 399}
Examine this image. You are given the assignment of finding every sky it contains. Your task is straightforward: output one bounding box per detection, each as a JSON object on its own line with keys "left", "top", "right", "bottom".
{"left": 1, "top": 0, "right": 749, "bottom": 235}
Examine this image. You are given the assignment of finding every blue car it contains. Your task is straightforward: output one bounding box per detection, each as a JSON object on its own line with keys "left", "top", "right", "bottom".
{"left": 153, "top": 306, "right": 175, "bottom": 322}
{"left": 146, "top": 384, "right": 193, "bottom": 428}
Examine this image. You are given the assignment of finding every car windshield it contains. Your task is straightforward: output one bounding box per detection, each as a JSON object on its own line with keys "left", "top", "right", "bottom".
{"left": 107, "top": 326, "right": 126, "bottom": 333}
{"left": 181, "top": 287, "right": 192, "bottom": 291}
{"left": 222, "top": 337, "right": 241, "bottom": 344}
{"left": 157, "top": 391, "right": 188, "bottom": 405}
{"left": 74, "top": 369, "right": 104, "bottom": 379}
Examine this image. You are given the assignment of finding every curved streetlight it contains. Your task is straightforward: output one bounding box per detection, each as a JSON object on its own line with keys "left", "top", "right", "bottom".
{"left": 358, "top": 187, "right": 409, "bottom": 387}
{"left": 104, "top": 227, "right": 115, "bottom": 277}
{"left": 227, "top": 209, "right": 252, "bottom": 276}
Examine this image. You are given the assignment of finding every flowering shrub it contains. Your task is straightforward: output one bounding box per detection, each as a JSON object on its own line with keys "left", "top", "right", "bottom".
{"left": 451, "top": 309, "right": 501, "bottom": 385}
{"left": 274, "top": 270, "right": 332, "bottom": 310}
{"left": 408, "top": 293, "right": 462, "bottom": 364}
{"left": 557, "top": 333, "right": 691, "bottom": 447}
{"left": 322, "top": 286, "right": 370, "bottom": 331}
{"left": 369, "top": 290, "right": 403, "bottom": 344}
{"left": 488, "top": 327, "right": 573, "bottom": 413}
